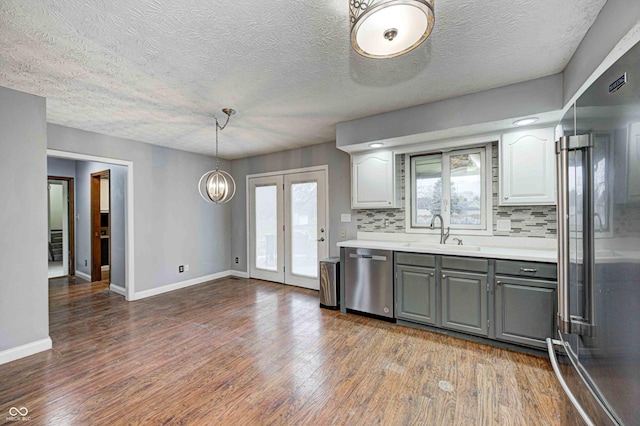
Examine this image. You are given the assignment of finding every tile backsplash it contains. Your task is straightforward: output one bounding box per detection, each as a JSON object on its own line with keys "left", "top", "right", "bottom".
{"left": 357, "top": 142, "right": 557, "bottom": 238}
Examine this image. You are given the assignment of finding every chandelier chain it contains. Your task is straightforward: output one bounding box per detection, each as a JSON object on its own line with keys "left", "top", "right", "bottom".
{"left": 214, "top": 111, "right": 233, "bottom": 171}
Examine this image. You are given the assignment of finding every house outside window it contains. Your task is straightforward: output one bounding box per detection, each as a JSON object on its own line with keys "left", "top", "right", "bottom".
{"left": 409, "top": 144, "right": 492, "bottom": 234}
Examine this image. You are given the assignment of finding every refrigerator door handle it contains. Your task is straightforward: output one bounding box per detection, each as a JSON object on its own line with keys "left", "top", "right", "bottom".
{"left": 556, "top": 134, "right": 595, "bottom": 336}
{"left": 546, "top": 338, "right": 596, "bottom": 426}
{"left": 556, "top": 136, "right": 572, "bottom": 333}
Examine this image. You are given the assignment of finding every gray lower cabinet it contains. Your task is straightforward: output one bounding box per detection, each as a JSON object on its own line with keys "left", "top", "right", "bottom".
{"left": 494, "top": 276, "right": 556, "bottom": 349}
{"left": 441, "top": 270, "right": 488, "bottom": 336}
{"left": 395, "top": 252, "right": 437, "bottom": 325}
{"left": 396, "top": 264, "right": 437, "bottom": 325}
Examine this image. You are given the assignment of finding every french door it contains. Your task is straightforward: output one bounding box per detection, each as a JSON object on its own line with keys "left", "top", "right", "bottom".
{"left": 249, "top": 169, "right": 328, "bottom": 290}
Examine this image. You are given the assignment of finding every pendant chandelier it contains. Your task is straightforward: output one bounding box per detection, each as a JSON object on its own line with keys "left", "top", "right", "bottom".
{"left": 350, "top": 0, "right": 435, "bottom": 59}
{"left": 198, "top": 108, "right": 237, "bottom": 204}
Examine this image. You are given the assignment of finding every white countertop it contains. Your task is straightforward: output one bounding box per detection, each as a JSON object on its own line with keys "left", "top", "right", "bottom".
{"left": 337, "top": 239, "right": 557, "bottom": 263}
{"left": 337, "top": 233, "right": 640, "bottom": 264}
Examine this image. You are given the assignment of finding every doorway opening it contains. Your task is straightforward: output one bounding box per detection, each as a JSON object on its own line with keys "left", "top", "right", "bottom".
{"left": 47, "top": 176, "right": 75, "bottom": 278}
{"left": 91, "top": 170, "right": 111, "bottom": 282}
{"left": 248, "top": 166, "right": 329, "bottom": 290}
{"left": 47, "top": 149, "right": 135, "bottom": 301}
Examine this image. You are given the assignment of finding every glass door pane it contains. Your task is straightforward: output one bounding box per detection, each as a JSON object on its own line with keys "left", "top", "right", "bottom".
{"left": 290, "top": 182, "right": 318, "bottom": 278}
{"left": 249, "top": 175, "right": 284, "bottom": 283}
{"left": 255, "top": 185, "right": 278, "bottom": 271}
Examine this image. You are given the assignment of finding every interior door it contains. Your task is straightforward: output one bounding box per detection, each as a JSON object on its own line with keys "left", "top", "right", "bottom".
{"left": 284, "top": 170, "right": 327, "bottom": 290}
{"left": 249, "top": 169, "right": 328, "bottom": 290}
{"left": 249, "top": 175, "right": 285, "bottom": 283}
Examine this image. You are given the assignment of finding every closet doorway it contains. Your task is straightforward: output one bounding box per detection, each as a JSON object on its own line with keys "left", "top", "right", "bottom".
{"left": 91, "top": 170, "right": 110, "bottom": 282}
{"left": 249, "top": 167, "right": 328, "bottom": 290}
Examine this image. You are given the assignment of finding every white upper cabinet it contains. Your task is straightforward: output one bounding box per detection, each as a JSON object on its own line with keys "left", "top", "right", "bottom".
{"left": 351, "top": 151, "right": 401, "bottom": 209}
{"left": 500, "top": 127, "right": 556, "bottom": 205}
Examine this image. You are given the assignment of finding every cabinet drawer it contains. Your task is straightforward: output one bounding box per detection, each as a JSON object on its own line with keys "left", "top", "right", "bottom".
{"left": 495, "top": 260, "right": 557, "bottom": 280}
{"left": 396, "top": 252, "right": 436, "bottom": 268}
{"left": 441, "top": 256, "right": 488, "bottom": 273}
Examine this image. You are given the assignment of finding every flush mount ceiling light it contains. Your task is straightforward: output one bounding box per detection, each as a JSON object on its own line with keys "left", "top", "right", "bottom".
{"left": 369, "top": 142, "right": 384, "bottom": 148}
{"left": 198, "top": 108, "right": 237, "bottom": 204}
{"left": 350, "top": 0, "right": 435, "bottom": 59}
{"left": 513, "top": 117, "right": 539, "bottom": 126}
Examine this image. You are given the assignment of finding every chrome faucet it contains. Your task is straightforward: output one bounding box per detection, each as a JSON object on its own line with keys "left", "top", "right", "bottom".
{"left": 430, "top": 214, "right": 450, "bottom": 244}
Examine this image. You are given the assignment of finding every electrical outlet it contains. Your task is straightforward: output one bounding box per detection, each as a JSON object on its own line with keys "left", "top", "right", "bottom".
{"left": 184, "top": 264, "right": 189, "bottom": 272}
{"left": 235, "top": 257, "right": 239, "bottom": 264}
{"left": 340, "top": 229, "right": 346, "bottom": 238}
{"left": 179, "top": 265, "right": 184, "bottom": 273}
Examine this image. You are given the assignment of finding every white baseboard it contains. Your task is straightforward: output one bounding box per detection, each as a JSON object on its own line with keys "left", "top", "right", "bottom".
{"left": 132, "top": 270, "right": 244, "bottom": 300}
{"left": 109, "top": 284, "right": 126, "bottom": 296}
{"left": 75, "top": 270, "right": 91, "bottom": 281}
{"left": 230, "top": 270, "right": 249, "bottom": 278}
{"left": 0, "top": 337, "right": 52, "bottom": 365}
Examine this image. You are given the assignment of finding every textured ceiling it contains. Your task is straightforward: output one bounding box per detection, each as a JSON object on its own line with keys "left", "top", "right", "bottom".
{"left": 0, "top": 0, "right": 606, "bottom": 159}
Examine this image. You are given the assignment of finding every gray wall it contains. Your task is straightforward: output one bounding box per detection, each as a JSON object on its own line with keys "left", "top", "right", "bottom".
{"left": 47, "top": 124, "right": 231, "bottom": 293}
{"left": 230, "top": 141, "right": 356, "bottom": 272}
{"left": 336, "top": 74, "right": 563, "bottom": 148}
{"left": 0, "top": 86, "right": 49, "bottom": 352}
{"left": 563, "top": 1, "right": 640, "bottom": 105}
{"left": 74, "top": 161, "right": 126, "bottom": 287}
{"left": 47, "top": 157, "right": 76, "bottom": 179}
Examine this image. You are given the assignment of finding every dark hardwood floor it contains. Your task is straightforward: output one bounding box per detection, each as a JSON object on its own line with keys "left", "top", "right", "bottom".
{"left": 0, "top": 276, "right": 581, "bottom": 425}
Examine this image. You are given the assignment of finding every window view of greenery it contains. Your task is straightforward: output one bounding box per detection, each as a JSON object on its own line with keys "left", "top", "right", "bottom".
{"left": 412, "top": 149, "right": 484, "bottom": 229}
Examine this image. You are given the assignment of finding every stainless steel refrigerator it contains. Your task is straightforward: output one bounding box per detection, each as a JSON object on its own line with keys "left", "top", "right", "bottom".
{"left": 548, "top": 40, "right": 640, "bottom": 425}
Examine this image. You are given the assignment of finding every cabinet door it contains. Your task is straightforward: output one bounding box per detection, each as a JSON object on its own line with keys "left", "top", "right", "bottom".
{"left": 494, "top": 276, "right": 556, "bottom": 349}
{"left": 441, "top": 270, "right": 488, "bottom": 336}
{"left": 396, "top": 265, "right": 436, "bottom": 325}
{"left": 500, "top": 127, "right": 556, "bottom": 205}
{"left": 351, "top": 151, "right": 397, "bottom": 208}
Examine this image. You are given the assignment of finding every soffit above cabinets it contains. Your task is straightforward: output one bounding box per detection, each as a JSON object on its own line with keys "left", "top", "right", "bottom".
{"left": 0, "top": 0, "right": 605, "bottom": 159}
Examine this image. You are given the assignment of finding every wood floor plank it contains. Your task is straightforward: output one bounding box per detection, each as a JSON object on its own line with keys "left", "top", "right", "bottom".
{"left": 0, "top": 275, "right": 581, "bottom": 425}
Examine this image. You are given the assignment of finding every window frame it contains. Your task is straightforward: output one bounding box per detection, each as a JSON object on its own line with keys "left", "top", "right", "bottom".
{"left": 406, "top": 143, "right": 493, "bottom": 236}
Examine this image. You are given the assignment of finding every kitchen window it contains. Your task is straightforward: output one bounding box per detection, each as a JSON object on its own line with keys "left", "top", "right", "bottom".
{"left": 409, "top": 145, "right": 492, "bottom": 233}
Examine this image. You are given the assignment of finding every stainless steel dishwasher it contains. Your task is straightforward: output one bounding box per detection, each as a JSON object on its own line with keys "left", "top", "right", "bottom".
{"left": 344, "top": 248, "right": 394, "bottom": 319}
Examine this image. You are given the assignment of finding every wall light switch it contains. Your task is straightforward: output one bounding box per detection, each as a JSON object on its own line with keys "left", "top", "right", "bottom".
{"left": 340, "top": 229, "right": 347, "bottom": 238}
{"left": 184, "top": 264, "right": 189, "bottom": 272}
{"left": 496, "top": 219, "right": 511, "bottom": 232}
{"left": 341, "top": 214, "right": 352, "bottom": 223}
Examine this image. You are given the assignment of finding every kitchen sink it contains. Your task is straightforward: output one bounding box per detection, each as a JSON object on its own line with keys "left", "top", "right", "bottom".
{"left": 407, "top": 242, "right": 481, "bottom": 251}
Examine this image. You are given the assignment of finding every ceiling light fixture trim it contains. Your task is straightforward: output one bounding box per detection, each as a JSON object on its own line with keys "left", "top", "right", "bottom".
{"left": 198, "top": 108, "right": 237, "bottom": 204}
{"left": 350, "top": 0, "right": 435, "bottom": 59}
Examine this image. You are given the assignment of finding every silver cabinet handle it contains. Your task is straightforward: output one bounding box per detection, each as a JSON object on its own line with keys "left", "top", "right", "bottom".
{"left": 429, "top": 272, "right": 434, "bottom": 277}
{"left": 496, "top": 281, "right": 502, "bottom": 286}
{"left": 504, "top": 196, "right": 509, "bottom": 200}
{"left": 520, "top": 268, "right": 537, "bottom": 273}
{"left": 442, "top": 274, "right": 446, "bottom": 278}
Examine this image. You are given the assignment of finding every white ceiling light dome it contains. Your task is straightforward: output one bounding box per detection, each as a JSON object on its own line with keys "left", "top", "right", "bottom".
{"left": 350, "top": 0, "right": 435, "bottom": 59}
